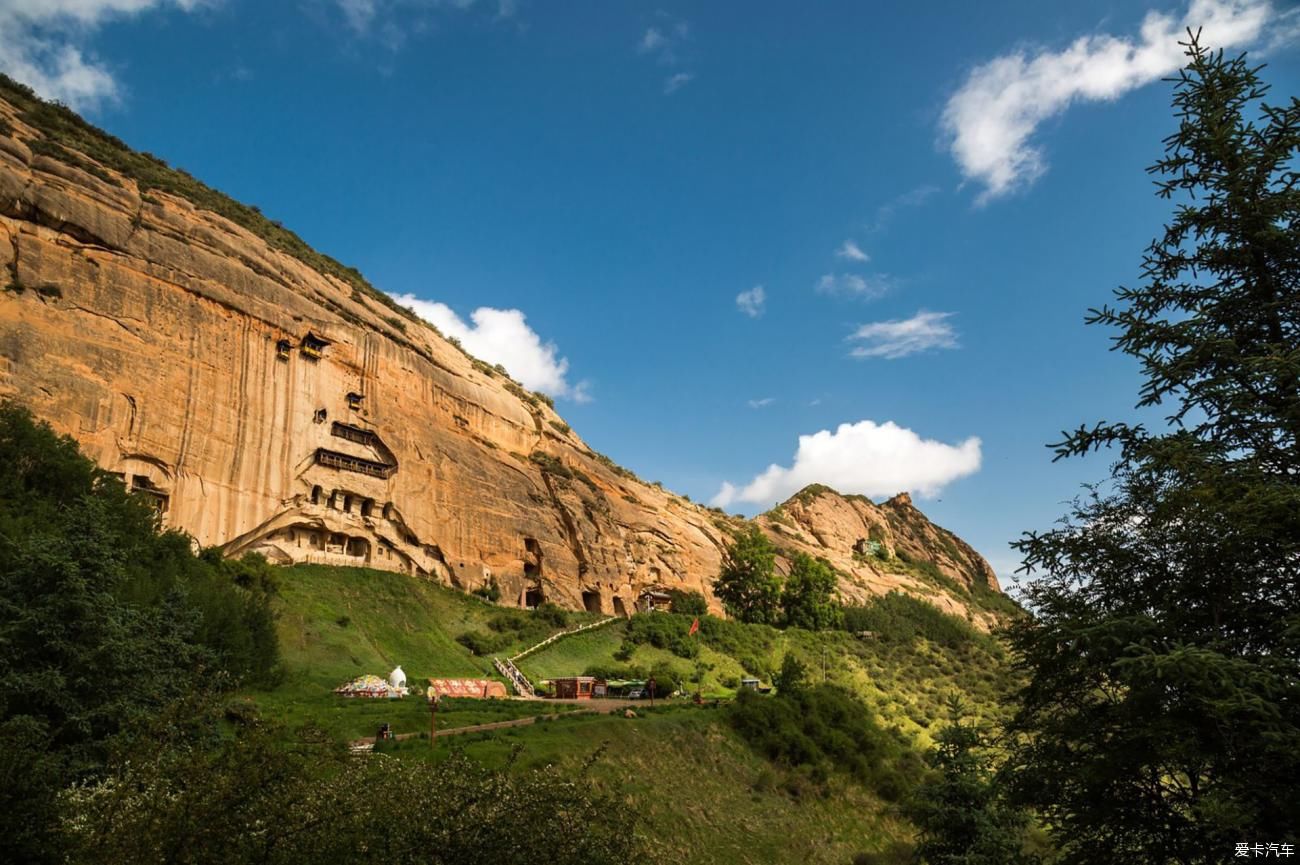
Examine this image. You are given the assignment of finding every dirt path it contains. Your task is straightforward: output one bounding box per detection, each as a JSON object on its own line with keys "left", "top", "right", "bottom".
{"left": 349, "top": 698, "right": 658, "bottom": 751}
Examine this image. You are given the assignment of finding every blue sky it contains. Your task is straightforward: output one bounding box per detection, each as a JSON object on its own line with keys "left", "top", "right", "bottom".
{"left": 5, "top": 0, "right": 1297, "bottom": 585}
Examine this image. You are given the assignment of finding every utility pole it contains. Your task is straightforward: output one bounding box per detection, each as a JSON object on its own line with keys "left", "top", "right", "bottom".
{"left": 427, "top": 686, "right": 440, "bottom": 749}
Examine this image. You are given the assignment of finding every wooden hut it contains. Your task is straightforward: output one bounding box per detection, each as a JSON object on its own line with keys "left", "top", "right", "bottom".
{"left": 551, "top": 676, "right": 604, "bottom": 699}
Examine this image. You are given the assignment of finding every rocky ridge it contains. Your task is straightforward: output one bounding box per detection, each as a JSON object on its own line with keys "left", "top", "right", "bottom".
{"left": 0, "top": 78, "right": 1004, "bottom": 625}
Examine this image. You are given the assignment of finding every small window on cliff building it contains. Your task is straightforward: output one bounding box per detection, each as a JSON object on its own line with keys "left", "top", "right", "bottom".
{"left": 313, "top": 408, "right": 327, "bottom": 424}
{"left": 360, "top": 498, "right": 374, "bottom": 518}
{"left": 311, "top": 485, "right": 322, "bottom": 505}
{"left": 346, "top": 392, "right": 364, "bottom": 410}
{"left": 276, "top": 339, "right": 291, "bottom": 360}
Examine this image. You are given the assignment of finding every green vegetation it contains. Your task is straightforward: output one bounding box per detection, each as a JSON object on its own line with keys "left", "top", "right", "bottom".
{"left": 548, "top": 419, "right": 571, "bottom": 435}
{"left": 843, "top": 592, "right": 981, "bottom": 649}
{"left": 713, "top": 525, "right": 782, "bottom": 624}
{"left": 61, "top": 696, "right": 642, "bottom": 865}
{"left": 528, "top": 450, "right": 572, "bottom": 478}
{"left": 728, "top": 684, "right": 921, "bottom": 801}
{"left": 666, "top": 588, "right": 708, "bottom": 615}
{"left": 909, "top": 705, "right": 1036, "bottom": 865}
{"left": 781, "top": 553, "right": 843, "bottom": 631}
{"left": 0, "top": 404, "right": 279, "bottom": 863}
{"left": 1003, "top": 40, "right": 1300, "bottom": 863}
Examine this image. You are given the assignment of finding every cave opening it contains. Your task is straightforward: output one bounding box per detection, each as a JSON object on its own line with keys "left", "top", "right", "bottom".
{"left": 582, "top": 590, "right": 603, "bottom": 614}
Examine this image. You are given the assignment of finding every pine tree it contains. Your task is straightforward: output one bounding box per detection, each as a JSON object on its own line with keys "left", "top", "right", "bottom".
{"left": 1006, "top": 34, "right": 1300, "bottom": 863}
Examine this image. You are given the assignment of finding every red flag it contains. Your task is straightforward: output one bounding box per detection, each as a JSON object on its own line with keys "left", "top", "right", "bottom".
{"left": 688, "top": 617, "right": 700, "bottom": 636}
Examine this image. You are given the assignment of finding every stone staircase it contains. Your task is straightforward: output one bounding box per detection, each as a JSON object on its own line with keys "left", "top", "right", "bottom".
{"left": 494, "top": 656, "right": 535, "bottom": 698}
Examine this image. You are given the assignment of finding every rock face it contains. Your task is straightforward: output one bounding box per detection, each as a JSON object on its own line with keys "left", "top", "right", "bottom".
{"left": 0, "top": 84, "right": 1003, "bottom": 621}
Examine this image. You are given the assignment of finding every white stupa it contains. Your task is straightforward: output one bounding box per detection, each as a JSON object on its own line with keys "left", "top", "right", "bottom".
{"left": 389, "top": 665, "right": 407, "bottom": 690}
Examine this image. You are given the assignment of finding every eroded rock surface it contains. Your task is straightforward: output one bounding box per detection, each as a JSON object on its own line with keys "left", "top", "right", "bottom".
{"left": 0, "top": 91, "right": 1003, "bottom": 622}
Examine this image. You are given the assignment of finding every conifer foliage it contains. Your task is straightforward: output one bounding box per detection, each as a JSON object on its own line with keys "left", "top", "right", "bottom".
{"left": 1006, "top": 35, "right": 1300, "bottom": 863}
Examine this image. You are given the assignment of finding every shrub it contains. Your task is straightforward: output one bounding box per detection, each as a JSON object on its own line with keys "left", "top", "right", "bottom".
{"left": 842, "top": 591, "right": 981, "bottom": 649}
{"left": 666, "top": 589, "right": 708, "bottom": 616}
{"left": 528, "top": 452, "right": 572, "bottom": 479}
{"left": 535, "top": 602, "right": 569, "bottom": 628}
{"left": 621, "top": 613, "right": 698, "bottom": 659}
{"left": 728, "top": 684, "right": 921, "bottom": 800}
{"left": 456, "top": 631, "right": 508, "bottom": 656}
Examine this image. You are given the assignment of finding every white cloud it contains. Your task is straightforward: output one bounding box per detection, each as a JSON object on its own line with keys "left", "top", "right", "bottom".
{"left": 638, "top": 27, "right": 666, "bottom": 54}
{"left": 333, "top": 0, "right": 513, "bottom": 37}
{"left": 338, "top": 0, "right": 377, "bottom": 31}
{"left": 816, "top": 272, "right": 890, "bottom": 299}
{"left": 0, "top": 0, "right": 207, "bottom": 110}
{"left": 710, "top": 420, "right": 982, "bottom": 508}
{"left": 663, "top": 72, "right": 694, "bottom": 94}
{"left": 835, "top": 240, "right": 870, "bottom": 262}
{"left": 847, "top": 310, "right": 958, "bottom": 360}
{"left": 942, "top": 0, "right": 1280, "bottom": 203}
{"left": 747, "top": 397, "right": 775, "bottom": 409}
{"left": 637, "top": 13, "right": 694, "bottom": 93}
{"left": 391, "top": 293, "right": 590, "bottom": 401}
{"left": 735, "top": 285, "right": 766, "bottom": 317}
{"left": 868, "top": 184, "right": 939, "bottom": 232}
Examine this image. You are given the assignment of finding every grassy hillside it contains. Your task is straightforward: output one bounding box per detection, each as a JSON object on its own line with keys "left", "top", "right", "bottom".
{"left": 254, "top": 564, "right": 600, "bottom": 741}
{"left": 377, "top": 707, "right": 913, "bottom": 864}
{"left": 247, "top": 563, "right": 1016, "bottom": 862}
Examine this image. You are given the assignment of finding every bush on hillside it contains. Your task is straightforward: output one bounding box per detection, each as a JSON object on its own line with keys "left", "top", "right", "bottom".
{"left": 621, "top": 613, "right": 699, "bottom": 659}
{"left": 842, "top": 592, "right": 980, "bottom": 649}
{"left": 727, "top": 684, "right": 921, "bottom": 801}
{"left": 0, "top": 402, "right": 280, "bottom": 864}
{"left": 456, "top": 631, "right": 508, "bottom": 656}
{"left": 666, "top": 589, "right": 708, "bottom": 616}
{"left": 61, "top": 697, "right": 644, "bottom": 865}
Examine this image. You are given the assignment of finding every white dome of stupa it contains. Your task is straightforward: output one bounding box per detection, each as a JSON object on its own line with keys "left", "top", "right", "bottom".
{"left": 389, "top": 665, "right": 406, "bottom": 689}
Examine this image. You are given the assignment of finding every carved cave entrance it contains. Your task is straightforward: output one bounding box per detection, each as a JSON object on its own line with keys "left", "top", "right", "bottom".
{"left": 582, "top": 590, "right": 603, "bottom": 614}
{"left": 613, "top": 597, "right": 628, "bottom": 617}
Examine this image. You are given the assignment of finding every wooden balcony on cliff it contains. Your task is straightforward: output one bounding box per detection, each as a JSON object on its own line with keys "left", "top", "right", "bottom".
{"left": 314, "top": 447, "right": 397, "bottom": 479}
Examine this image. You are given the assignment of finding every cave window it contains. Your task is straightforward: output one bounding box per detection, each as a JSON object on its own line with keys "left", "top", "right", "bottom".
{"left": 582, "top": 590, "right": 602, "bottom": 614}
{"left": 613, "top": 597, "right": 628, "bottom": 617}
{"left": 524, "top": 561, "right": 539, "bottom": 579}
{"left": 382, "top": 503, "right": 396, "bottom": 521}
{"left": 360, "top": 498, "right": 374, "bottom": 518}
{"left": 313, "top": 408, "right": 327, "bottom": 424}
{"left": 311, "top": 485, "right": 322, "bottom": 505}
{"left": 342, "top": 494, "right": 354, "bottom": 514}
{"left": 346, "top": 537, "right": 369, "bottom": 559}
{"left": 346, "top": 392, "right": 364, "bottom": 410}
{"left": 525, "top": 587, "right": 544, "bottom": 609}
{"left": 276, "top": 339, "right": 291, "bottom": 360}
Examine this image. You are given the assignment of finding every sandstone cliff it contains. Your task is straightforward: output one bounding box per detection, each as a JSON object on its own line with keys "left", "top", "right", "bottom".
{"left": 0, "top": 78, "right": 1005, "bottom": 624}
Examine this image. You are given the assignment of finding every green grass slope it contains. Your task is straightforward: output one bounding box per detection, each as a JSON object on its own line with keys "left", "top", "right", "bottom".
{"left": 255, "top": 565, "right": 595, "bottom": 741}
{"left": 249, "top": 563, "right": 1016, "bottom": 862}
{"left": 379, "top": 707, "right": 912, "bottom": 865}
